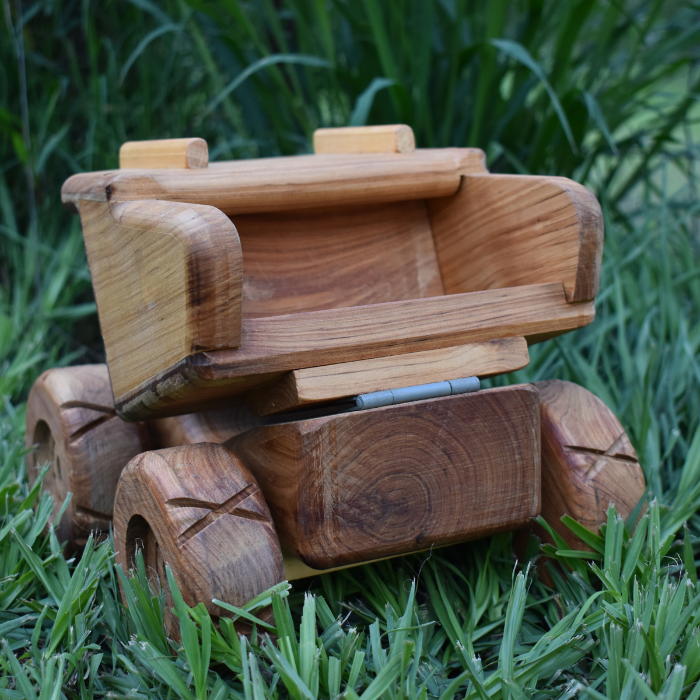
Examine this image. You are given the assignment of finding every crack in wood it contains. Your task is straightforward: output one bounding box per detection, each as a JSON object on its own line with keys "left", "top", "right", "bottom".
{"left": 167, "top": 484, "right": 270, "bottom": 546}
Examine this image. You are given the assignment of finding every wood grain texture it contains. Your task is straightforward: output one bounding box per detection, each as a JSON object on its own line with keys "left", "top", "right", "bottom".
{"left": 113, "top": 444, "right": 284, "bottom": 627}
{"left": 536, "top": 379, "right": 645, "bottom": 548}
{"left": 25, "top": 365, "right": 150, "bottom": 550}
{"left": 61, "top": 149, "right": 487, "bottom": 216}
{"left": 313, "top": 125, "right": 415, "bottom": 154}
{"left": 247, "top": 337, "right": 530, "bottom": 416}
{"left": 116, "top": 282, "right": 594, "bottom": 421}
{"left": 79, "top": 199, "right": 243, "bottom": 399}
{"left": 228, "top": 385, "right": 541, "bottom": 569}
{"left": 429, "top": 174, "right": 604, "bottom": 302}
{"left": 236, "top": 200, "right": 444, "bottom": 319}
{"left": 119, "top": 138, "right": 209, "bottom": 170}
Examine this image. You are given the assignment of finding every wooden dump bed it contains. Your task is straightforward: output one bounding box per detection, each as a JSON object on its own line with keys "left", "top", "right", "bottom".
{"left": 62, "top": 137, "right": 602, "bottom": 421}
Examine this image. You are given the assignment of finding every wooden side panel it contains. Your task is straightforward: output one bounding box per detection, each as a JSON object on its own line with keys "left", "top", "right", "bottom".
{"left": 429, "top": 174, "right": 603, "bottom": 302}
{"left": 236, "top": 200, "right": 444, "bottom": 319}
{"left": 313, "top": 125, "right": 415, "bottom": 154}
{"left": 228, "top": 385, "right": 541, "bottom": 569}
{"left": 248, "top": 337, "right": 530, "bottom": 416}
{"left": 79, "top": 199, "right": 243, "bottom": 400}
{"left": 536, "top": 379, "right": 645, "bottom": 548}
{"left": 62, "top": 149, "right": 487, "bottom": 215}
{"left": 115, "top": 282, "right": 595, "bottom": 420}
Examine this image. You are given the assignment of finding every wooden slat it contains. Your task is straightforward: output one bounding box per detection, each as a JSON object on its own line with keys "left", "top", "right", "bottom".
{"left": 119, "top": 138, "right": 209, "bottom": 170}
{"left": 115, "top": 283, "right": 595, "bottom": 420}
{"left": 247, "top": 337, "right": 529, "bottom": 416}
{"left": 228, "top": 385, "right": 541, "bottom": 569}
{"left": 429, "top": 173, "right": 603, "bottom": 303}
{"left": 313, "top": 125, "right": 415, "bottom": 154}
{"left": 78, "top": 199, "right": 243, "bottom": 400}
{"left": 61, "top": 148, "right": 487, "bottom": 216}
{"left": 236, "top": 200, "right": 444, "bottom": 319}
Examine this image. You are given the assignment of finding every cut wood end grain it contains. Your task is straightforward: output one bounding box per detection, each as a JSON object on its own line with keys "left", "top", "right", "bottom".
{"left": 119, "top": 138, "right": 209, "bottom": 170}
{"left": 313, "top": 125, "right": 415, "bottom": 154}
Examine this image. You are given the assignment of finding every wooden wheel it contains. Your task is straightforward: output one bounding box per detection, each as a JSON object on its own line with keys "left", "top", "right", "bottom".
{"left": 25, "top": 365, "right": 149, "bottom": 551}
{"left": 113, "top": 443, "right": 284, "bottom": 635}
{"left": 535, "top": 379, "right": 646, "bottom": 548}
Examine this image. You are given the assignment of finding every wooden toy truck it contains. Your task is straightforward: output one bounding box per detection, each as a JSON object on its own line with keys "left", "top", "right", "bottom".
{"left": 27, "top": 126, "right": 645, "bottom": 625}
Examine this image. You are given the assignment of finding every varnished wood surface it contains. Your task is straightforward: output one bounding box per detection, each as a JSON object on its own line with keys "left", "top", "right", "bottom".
{"left": 228, "top": 385, "right": 541, "bottom": 569}
{"left": 119, "top": 138, "right": 209, "bottom": 170}
{"left": 25, "top": 365, "right": 150, "bottom": 550}
{"left": 116, "top": 283, "right": 594, "bottom": 420}
{"left": 113, "top": 444, "right": 284, "bottom": 624}
{"left": 61, "top": 148, "right": 487, "bottom": 216}
{"left": 26, "top": 365, "right": 252, "bottom": 550}
{"left": 429, "top": 174, "right": 603, "bottom": 303}
{"left": 247, "top": 337, "right": 530, "bottom": 416}
{"left": 236, "top": 201, "right": 444, "bottom": 319}
{"left": 536, "top": 379, "right": 645, "bottom": 548}
{"left": 79, "top": 199, "right": 243, "bottom": 399}
{"left": 313, "top": 125, "right": 415, "bottom": 154}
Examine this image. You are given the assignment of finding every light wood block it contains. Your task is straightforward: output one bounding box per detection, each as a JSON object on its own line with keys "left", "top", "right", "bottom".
{"left": 228, "top": 385, "right": 541, "bottom": 569}
{"left": 248, "top": 337, "right": 529, "bottom": 416}
{"left": 119, "top": 138, "right": 209, "bottom": 170}
{"left": 313, "top": 125, "right": 415, "bottom": 154}
{"left": 429, "top": 174, "right": 603, "bottom": 302}
{"left": 62, "top": 148, "right": 487, "bottom": 216}
{"left": 236, "top": 200, "right": 444, "bottom": 319}
{"left": 117, "top": 282, "right": 594, "bottom": 420}
{"left": 536, "top": 379, "right": 645, "bottom": 548}
{"left": 78, "top": 199, "right": 243, "bottom": 400}
{"left": 113, "top": 444, "right": 284, "bottom": 633}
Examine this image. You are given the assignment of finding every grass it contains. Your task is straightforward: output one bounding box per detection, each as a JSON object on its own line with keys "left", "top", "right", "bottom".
{"left": 1, "top": 0, "right": 700, "bottom": 697}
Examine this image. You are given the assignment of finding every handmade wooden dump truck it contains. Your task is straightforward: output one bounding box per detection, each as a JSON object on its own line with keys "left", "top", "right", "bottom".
{"left": 27, "top": 126, "right": 645, "bottom": 623}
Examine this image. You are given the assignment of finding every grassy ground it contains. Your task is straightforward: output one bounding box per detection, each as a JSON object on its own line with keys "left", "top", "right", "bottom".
{"left": 1, "top": 1, "right": 700, "bottom": 697}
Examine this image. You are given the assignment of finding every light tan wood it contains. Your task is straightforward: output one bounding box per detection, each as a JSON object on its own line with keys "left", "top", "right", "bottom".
{"left": 429, "top": 174, "right": 603, "bottom": 302}
{"left": 119, "top": 138, "right": 209, "bottom": 170}
{"left": 25, "top": 365, "right": 150, "bottom": 551}
{"left": 248, "top": 337, "right": 529, "bottom": 416}
{"left": 78, "top": 199, "right": 243, "bottom": 400}
{"left": 236, "top": 200, "right": 444, "bottom": 319}
{"left": 117, "top": 282, "right": 594, "bottom": 420}
{"left": 61, "top": 148, "right": 487, "bottom": 216}
{"left": 113, "top": 444, "right": 284, "bottom": 630}
{"left": 228, "top": 385, "right": 540, "bottom": 569}
{"left": 536, "top": 379, "right": 645, "bottom": 549}
{"left": 313, "top": 125, "right": 415, "bottom": 154}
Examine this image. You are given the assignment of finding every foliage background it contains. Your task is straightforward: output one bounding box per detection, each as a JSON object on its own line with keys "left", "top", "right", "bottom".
{"left": 1, "top": 0, "right": 700, "bottom": 697}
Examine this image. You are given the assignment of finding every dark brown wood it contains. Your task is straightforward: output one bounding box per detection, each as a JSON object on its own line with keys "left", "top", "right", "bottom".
{"left": 227, "top": 385, "right": 541, "bottom": 569}
{"left": 26, "top": 365, "right": 255, "bottom": 551}
{"left": 117, "top": 283, "right": 594, "bottom": 420}
{"left": 25, "top": 365, "right": 150, "bottom": 550}
{"left": 536, "top": 379, "right": 646, "bottom": 548}
{"left": 113, "top": 444, "right": 284, "bottom": 633}
{"left": 429, "top": 174, "right": 603, "bottom": 303}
